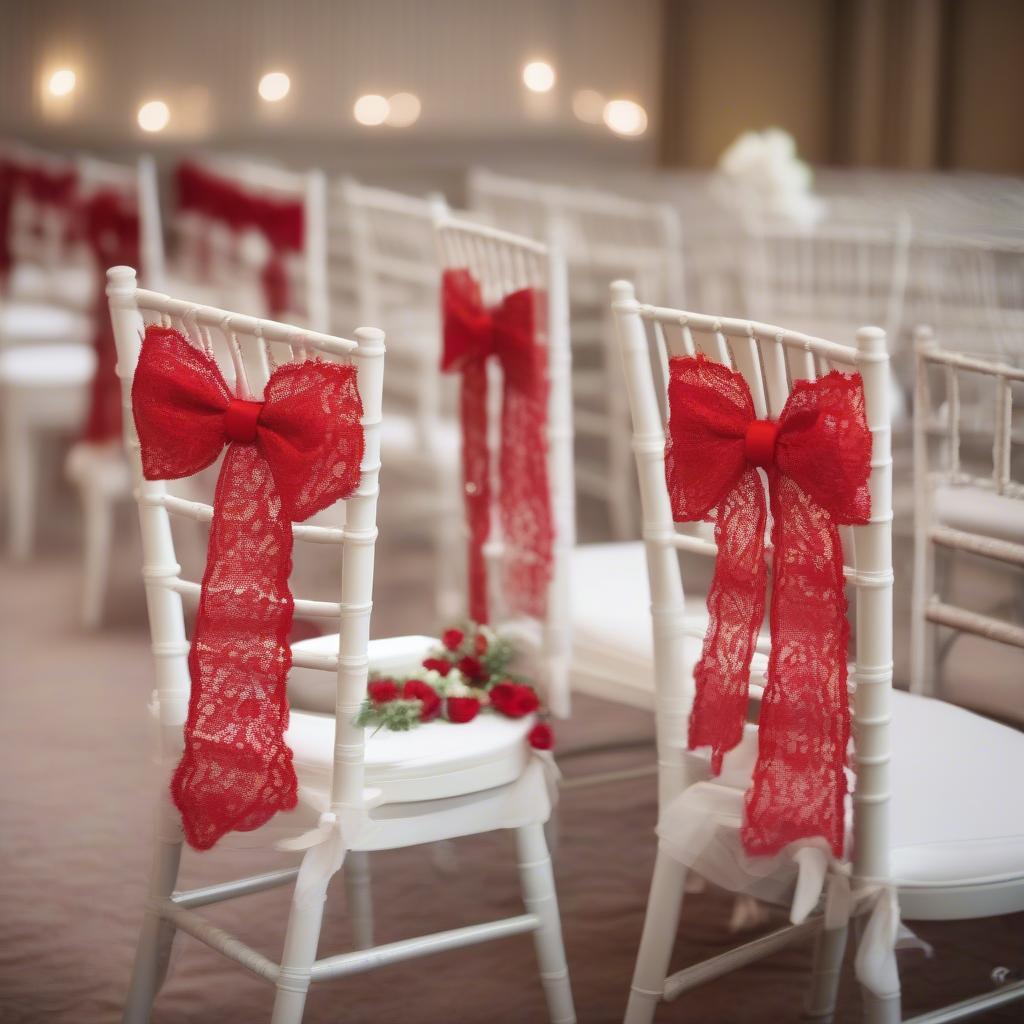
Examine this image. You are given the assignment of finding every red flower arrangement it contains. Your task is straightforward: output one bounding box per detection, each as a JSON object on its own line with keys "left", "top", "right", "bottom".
{"left": 355, "top": 622, "right": 553, "bottom": 749}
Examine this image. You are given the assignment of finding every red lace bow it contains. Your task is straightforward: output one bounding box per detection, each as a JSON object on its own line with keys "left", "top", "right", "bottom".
{"left": 132, "top": 326, "right": 364, "bottom": 850}
{"left": 81, "top": 190, "right": 141, "bottom": 442}
{"left": 665, "top": 355, "right": 872, "bottom": 857}
{"left": 0, "top": 160, "right": 78, "bottom": 280}
{"left": 176, "top": 162, "right": 303, "bottom": 320}
{"left": 440, "top": 268, "right": 554, "bottom": 624}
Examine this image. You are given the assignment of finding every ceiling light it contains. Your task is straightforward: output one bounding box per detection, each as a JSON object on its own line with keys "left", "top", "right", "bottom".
{"left": 522, "top": 61, "right": 556, "bottom": 93}
{"left": 137, "top": 100, "right": 170, "bottom": 133}
{"left": 386, "top": 92, "right": 421, "bottom": 127}
{"left": 258, "top": 71, "right": 290, "bottom": 102}
{"left": 47, "top": 68, "right": 76, "bottom": 97}
{"left": 603, "top": 98, "right": 648, "bottom": 137}
{"left": 353, "top": 94, "right": 390, "bottom": 126}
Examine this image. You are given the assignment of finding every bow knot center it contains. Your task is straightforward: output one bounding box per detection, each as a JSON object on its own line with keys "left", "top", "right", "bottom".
{"left": 745, "top": 418, "right": 778, "bottom": 469}
{"left": 224, "top": 398, "right": 263, "bottom": 444}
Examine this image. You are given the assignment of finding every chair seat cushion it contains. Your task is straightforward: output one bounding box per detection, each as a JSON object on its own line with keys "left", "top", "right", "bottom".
{"left": 7, "top": 263, "right": 95, "bottom": 310}
{"left": 65, "top": 441, "right": 132, "bottom": 495}
{"left": 286, "top": 634, "right": 534, "bottom": 804}
{"left": 658, "top": 689, "right": 1024, "bottom": 919}
{"left": 0, "top": 343, "right": 95, "bottom": 386}
{"left": 0, "top": 302, "right": 91, "bottom": 348}
{"left": 934, "top": 484, "right": 1024, "bottom": 544}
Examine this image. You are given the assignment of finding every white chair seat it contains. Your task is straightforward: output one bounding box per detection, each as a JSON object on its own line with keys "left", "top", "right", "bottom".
{"left": 0, "top": 343, "right": 95, "bottom": 387}
{"left": 659, "top": 689, "right": 1024, "bottom": 922}
{"left": 287, "top": 634, "right": 534, "bottom": 804}
{"left": 0, "top": 301, "right": 91, "bottom": 348}
{"left": 378, "top": 412, "right": 461, "bottom": 466}
{"left": 571, "top": 541, "right": 759, "bottom": 709}
{"left": 934, "top": 483, "right": 1024, "bottom": 545}
{"left": 7, "top": 263, "right": 95, "bottom": 310}
{"left": 65, "top": 441, "right": 132, "bottom": 496}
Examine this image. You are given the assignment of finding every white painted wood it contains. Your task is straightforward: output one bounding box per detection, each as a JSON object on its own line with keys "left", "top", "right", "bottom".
{"left": 109, "top": 267, "right": 574, "bottom": 1023}
{"left": 434, "top": 213, "right": 576, "bottom": 719}
{"left": 612, "top": 281, "right": 897, "bottom": 1021}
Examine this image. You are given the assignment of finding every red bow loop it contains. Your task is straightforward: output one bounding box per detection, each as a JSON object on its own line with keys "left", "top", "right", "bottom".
{"left": 131, "top": 325, "right": 364, "bottom": 849}
{"left": 665, "top": 354, "right": 872, "bottom": 858}
{"left": 440, "top": 269, "right": 554, "bottom": 625}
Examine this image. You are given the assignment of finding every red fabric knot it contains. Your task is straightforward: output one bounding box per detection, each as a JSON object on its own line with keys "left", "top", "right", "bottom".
{"left": 664, "top": 353, "right": 872, "bottom": 858}
{"left": 744, "top": 418, "right": 778, "bottom": 468}
{"left": 131, "top": 325, "right": 364, "bottom": 850}
{"left": 440, "top": 268, "right": 554, "bottom": 625}
{"left": 224, "top": 398, "right": 263, "bottom": 443}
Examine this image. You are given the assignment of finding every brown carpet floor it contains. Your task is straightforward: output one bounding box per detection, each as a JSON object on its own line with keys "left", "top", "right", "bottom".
{"left": 1, "top": 485, "right": 1022, "bottom": 1024}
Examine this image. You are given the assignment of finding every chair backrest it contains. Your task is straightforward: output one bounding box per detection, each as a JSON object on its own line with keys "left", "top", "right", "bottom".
{"left": 742, "top": 200, "right": 911, "bottom": 353}
{"left": 106, "top": 265, "right": 384, "bottom": 814}
{"left": 611, "top": 280, "right": 894, "bottom": 882}
{"left": 468, "top": 169, "right": 684, "bottom": 539}
{"left": 334, "top": 178, "right": 449, "bottom": 438}
{"left": 76, "top": 154, "right": 165, "bottom": 291}
{"left": 172, "top": 156, "right": 328, "bottom": 331}
{"left": 434, "top": 214, "right": 575, "bottom": 718}
{"left": 911, "top": 331, "right": 1024, "bottom": 702}
{"left": 1, "top": 141, "right": 80, "bottom": 274}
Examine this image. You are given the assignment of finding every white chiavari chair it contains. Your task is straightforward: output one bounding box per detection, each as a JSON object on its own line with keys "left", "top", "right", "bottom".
{"left": 109, "top": 266, "right": 575, "bottom": 1024}
{"left": 911, "top": 331, "right": 1024, "bottom": 725}
{"left": 468, "top": 167, "right": 684, "bottom": 541}
{"left": 331, "top": 178, "right": 464, "bottom": 618}
{"left": 166, "top": 156, "right": 329, "bottom": 332}
{"left": 1, "top": 154, "right": 161, "bottom": 563}
{"left": 613, "top": 282, "right": 1024, "bottom": 1024}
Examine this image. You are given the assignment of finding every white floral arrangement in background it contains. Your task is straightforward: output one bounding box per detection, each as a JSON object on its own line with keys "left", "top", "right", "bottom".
{"left": 713, "top": 127, "right": 825, "bottom": 229}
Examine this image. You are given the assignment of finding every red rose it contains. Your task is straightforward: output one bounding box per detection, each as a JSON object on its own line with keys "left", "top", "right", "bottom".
{"left": 422, "top": 657, "right": 452, "bottom": 676}
{"left": 367, "top": 679, "right": 399, "bottom": 705}
{"left": 489, "top": 681, "right": 540, "bottom": 718}
{"left": 442, "top": 628, "right": 464, "bottom": 651}
{"left": 403, "top": 679, "right": 441, "bottom": 722}
{"left": 474, "top": 633, "right": 489, "bottom": 655}
{"left": 528, "top": 723, "right": 554, "bottom": 750}
{"left": 457, "top": 656, "right": 486, "bottom": 683}
{"left": 445, "top": 696, "right": 481, "bottom": 723}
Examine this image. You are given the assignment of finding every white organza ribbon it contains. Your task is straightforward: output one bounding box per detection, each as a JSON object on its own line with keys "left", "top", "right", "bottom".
{"left": 277, "top": 805, "right": 376, "bottom": 909}
{"left": 790, "top": 848, "right": 932, "bottom": 1000}
{"left": 531, "top": 747, "right": 561, "bottom": 809}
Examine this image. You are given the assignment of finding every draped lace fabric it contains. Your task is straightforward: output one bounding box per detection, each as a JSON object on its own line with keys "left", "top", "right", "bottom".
{"left": 81, "top": 189, "right": 141, "bottom": 442}
{"left": 132, "top": 326, "right": 364, "bottom": 850}
{"left": 665, "top": 355, "right": 871, "bottom": 857}
{"left": 175, "top": 162, "right": 304, "bottom": 320}
{"left": 441, "top": 269, "right": 554, "bottom": 624}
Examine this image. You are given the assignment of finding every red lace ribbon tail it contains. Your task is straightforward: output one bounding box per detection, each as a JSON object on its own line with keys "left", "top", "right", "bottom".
{"left": 460, "top": 358, "right": 491, "bottom": 624}
{"left": 687, "top": 468, "right": 767, "bottom": 774}
{"left": 499, "top": 363, "right": 554, "bottom": 619}
{"left": 171, "top": 444, "right": 299, "bottom": 850}
{"left": 81, "top": 306, "right": 121, "bottom": 442}
{"left": 261, "top": 254, "right": 290, "bottom": 320}
{"left": 741, "top": 473, "right": 851, "bottom": 858}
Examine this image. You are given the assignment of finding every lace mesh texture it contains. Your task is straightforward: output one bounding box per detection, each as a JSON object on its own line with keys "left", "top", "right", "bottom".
{"left": 440, "top": 269, "right": 554, "bottom": 624}
{"left": 132, "top": 326, "right": 364, "bottom": 850}
{"left": 665, "top": 354, "right": 871, "bottom": 857}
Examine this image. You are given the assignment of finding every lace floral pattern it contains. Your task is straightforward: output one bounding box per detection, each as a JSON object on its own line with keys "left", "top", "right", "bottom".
{"left": 441, "top": 269, "right": 554, "bottom": 624}
{"left": 665, "top": 354, "right": 871, "bottom": 857}
{"left": 132, "top": 326, "right": 363, "bottom": 849}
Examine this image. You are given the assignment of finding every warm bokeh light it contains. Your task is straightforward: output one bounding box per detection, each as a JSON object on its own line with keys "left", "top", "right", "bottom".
{"left": 386, "top": 91, "right": 421, "bottom": 127}
{"left": 603, "top": 98, "right": 648, "bottom": 137}
{"left": 258, "top": 71, "right": 291, "bottom": 102}
{"left": 522, "top": 61, "right": 556, "bottom": 93}
{"left": 47, "top": 68, "right": 77, "bottom": 97}
{"left": 137, "top": 99, "right": 170, "bottom": 133}
{"left": 353, "top": 93, "right": 390, "bottom": 126}
{"left": 572, "top": 88, "right": 605, "bottom": 124}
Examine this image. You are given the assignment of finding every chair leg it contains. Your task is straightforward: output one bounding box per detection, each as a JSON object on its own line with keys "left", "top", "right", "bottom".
{"left": 122, "top": 834, "right": 183, "bottom": 1024}
{"left": 623, "top": 846, "right": 687, "bottom": 1024}
{"left": 804, "top": 923, "right": 849, "bottom": 1022}
{"left": 4, "top": 400, "right": 38, "bottom": 561}
{"left": 270, "top": 885, "right": 330, "bottom": 1024}
{"left": 344, "top": 850, "right": 374, "bottom": 950}
{"left": 516, "top": 823, "right": 576, "bottom": 1024}
{"left": 80, "top": 481, "right": 114, "bottom": 629}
